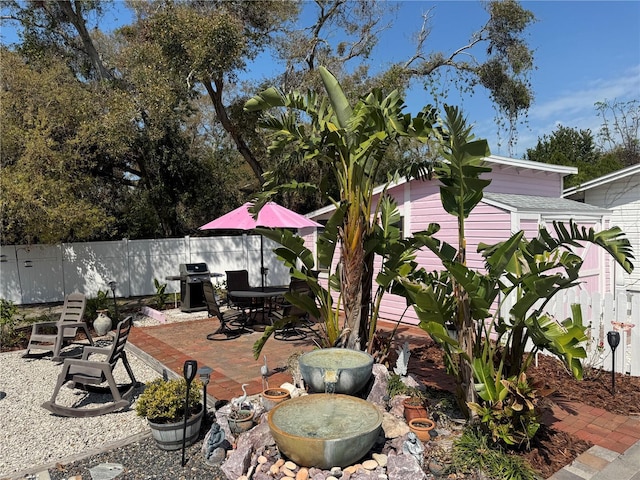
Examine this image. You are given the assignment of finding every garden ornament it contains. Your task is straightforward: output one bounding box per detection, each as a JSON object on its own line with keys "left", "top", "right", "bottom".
{"left": 402, "top": 431, "right": 424, "bottom": 466}
{"left": 203, "top": 422, "right": 226, "bottom": 465}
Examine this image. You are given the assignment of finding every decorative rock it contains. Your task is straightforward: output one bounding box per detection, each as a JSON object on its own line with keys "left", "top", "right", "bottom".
{"left": 344, "top": 465, "right": 358, "bottom": 475}
{"left": 275, "top": 458, "right": 285, "bottom": 468}
{"left": 296, "top": 467, "right": 310, "bottom": 480}
{"left": 237, "top": 476, "right": 248, "bottom": 480}
{"left": 386, "top": 453, "right": 427, "bottom": 480}
{"left": 88, "top": 463, "right": 124, "bottom": 480}
{"left": 205, "top": 447, "right": 226, "bottom": 465}
{"left": 281, "top": 466, "right": 296, "bottom": 477}
{"left": 221, "top": 442, "right": 252, "bottom": 480}
{"left": 381, "top": 411, "right": 410, "bottom": 438}
{"left": 285, "top": 460, "right": 298, "bottom": 470}
{"left": 270, "top": 464, "right": 281, "bottom": 475}
{"left": 258, "top": 455, "right": 268, "bottom": 464}
{"left": 362, "top": 460, "right": 378, "bottom": 470}
{"left": 372, "top": 453, "right": 387, "bottom": 467}
{"left": 366, "top": 363, "right": 390, "bottom": 408}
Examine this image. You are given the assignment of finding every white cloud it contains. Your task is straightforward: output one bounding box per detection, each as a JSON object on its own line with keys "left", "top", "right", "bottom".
{"left": 530, "top": 65, "right": 640, "bottom": 121}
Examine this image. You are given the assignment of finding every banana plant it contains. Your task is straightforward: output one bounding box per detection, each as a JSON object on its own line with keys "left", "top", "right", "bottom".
{"left": 245, "top": 66, "right": 436, "bottom": 352}
{"left": 251, "top": 195, "right": 435, "bottom": 359}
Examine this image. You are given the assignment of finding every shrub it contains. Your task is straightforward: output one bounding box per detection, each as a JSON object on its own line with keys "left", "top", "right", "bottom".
{"left": 136, "top": 378, "right": 202, "bottom": 423}
{"left": 0, "top": 298, "right": 25, "bottom": 348}
{"left": 86, "top": 290, "right": 111, "bottom": 322}
{"left": 153, "top": 279, "right": 168, "bottom": 310}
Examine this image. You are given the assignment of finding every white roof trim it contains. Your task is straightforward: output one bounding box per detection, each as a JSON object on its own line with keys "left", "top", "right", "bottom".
{"left": 563, "top": 164, "right": 640, "bottom": 197}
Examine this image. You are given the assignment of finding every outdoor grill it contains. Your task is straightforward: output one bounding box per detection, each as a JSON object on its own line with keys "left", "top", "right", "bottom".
{"left": 178, "top": 263, "right": 210, "bottom": 312}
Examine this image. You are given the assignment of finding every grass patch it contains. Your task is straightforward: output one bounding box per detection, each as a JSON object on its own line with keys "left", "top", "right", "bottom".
{"left": 451, "top": 426, "right": 540, "bottom": 480}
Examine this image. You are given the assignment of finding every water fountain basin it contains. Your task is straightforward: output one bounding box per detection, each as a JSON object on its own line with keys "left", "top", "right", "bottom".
{"left": 267, "top": 393, "right": 382, "bottom": 469}
{"left": 298, "top": 348, "right": 374, "bottom": 394}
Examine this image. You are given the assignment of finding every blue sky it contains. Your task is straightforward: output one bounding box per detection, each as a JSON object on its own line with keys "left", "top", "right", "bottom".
{"left": 2, "top": 1, "right": 638, "bottom": 158}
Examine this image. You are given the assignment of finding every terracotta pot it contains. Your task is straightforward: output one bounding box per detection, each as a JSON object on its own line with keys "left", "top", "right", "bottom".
{"left": 408, "top": 417, "right": 436, "bottom": 442}
{"left": 228, "top": 409, "right": 254, "bottom": 435}
{"left": 261, "top": 388, "right": 290, "bottom": 411}
{"left": 403, "top": 398, "right": 428, "bottom": 422}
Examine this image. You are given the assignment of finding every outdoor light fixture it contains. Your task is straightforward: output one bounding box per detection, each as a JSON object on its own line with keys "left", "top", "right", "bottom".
{"left": 181, "top": 359, "right": 198, "bottom": 467}
{"left": 606, "top": 331, "right": 620, "bottom": 395}
{"left": 108, "top": 281, "right": 119, "bottom": 322}
{"left": 198, "top": 366, "right": 213, "bottom": 420}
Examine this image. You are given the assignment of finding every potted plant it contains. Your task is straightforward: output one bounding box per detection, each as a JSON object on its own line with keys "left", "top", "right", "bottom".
{"left": 408, "top": 417, "right": 436, "bottom": 442}
{"left": 136, "top": 377, "right": 203, "bottom": 451}
{"left": 227, "top": 384, "right": 255, "bottom": 434}
{"left": 387, "top": 373, "right": 428, "bottom": 422}
{"left": 228, "top": 406, "right": 254, "bottom": 434}
{"left": 261, "top": 387, "right": 290, "bottom": 411}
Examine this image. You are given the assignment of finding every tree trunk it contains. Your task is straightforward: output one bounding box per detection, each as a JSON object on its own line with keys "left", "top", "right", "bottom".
{"left": 455, "top": 290, "right": 476, "bottom": 418}
{"left": 341, "top": 220, "right": 365, "bottom": 350}
{"left": 57, "top": 1, "right": 113, "bottom": 81}
{"left": 203, "top": 78, "right": 264, "bottom": 184}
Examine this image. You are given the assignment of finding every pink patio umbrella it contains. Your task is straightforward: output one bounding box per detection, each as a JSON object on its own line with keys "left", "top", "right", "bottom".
{"left": 199, "top": 202, "right": 321, "bottom": 287}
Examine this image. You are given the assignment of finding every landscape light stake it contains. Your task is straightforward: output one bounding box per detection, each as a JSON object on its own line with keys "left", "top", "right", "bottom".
{"left": 198, "top": 366, "right": 213, "bottom": 421}
{"left": 181, "top": 360, "right": 198, "bottom": 467}
{"left": 108, "top": 281, "right": 118, "bottom": 322}
{"left": 606, "top": 331, "right": 620, "bottom": 395}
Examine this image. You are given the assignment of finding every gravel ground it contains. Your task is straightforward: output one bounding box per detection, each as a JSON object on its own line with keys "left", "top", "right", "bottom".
{"left": 0, "top": 311, "right": 226, "bottom": 480}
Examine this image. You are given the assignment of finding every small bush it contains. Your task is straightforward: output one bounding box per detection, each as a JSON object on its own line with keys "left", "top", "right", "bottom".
{"left": 0, "top": 298, "right": 25, "bottom": 348}
{"left": 153, "top": 279, "right": 168, "bottom": 310}
{"left": 86, "top": 290, "right": 111, "bottom": 322}
{"left": 136, "top": 378, "right": 202, "bottom": 423}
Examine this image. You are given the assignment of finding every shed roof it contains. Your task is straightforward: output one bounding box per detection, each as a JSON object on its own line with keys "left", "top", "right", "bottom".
{"left": 483, "top": 192, "right": 610, "bottom": 214}
{"left": 562, "top": 164, "right": 640, "bottom": 197}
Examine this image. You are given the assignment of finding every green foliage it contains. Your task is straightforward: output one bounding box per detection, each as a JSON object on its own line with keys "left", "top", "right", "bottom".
{"left": 386, "top": 373, "right": 427, "bottom": 402}
{"left": 399, "top": 103, "right": 635, "bottom": 441}
{"left": 451, "top": 427, "right": 539, "bottom": 480}
{"left": 247, "top": 66, "right": 438, "bottom": 355}
{"left": 135, "top": 378, "right": 202, "bottom": 423}
{"left": 0, "top": 299, "right": 26, "bottom": 349}
{"left": 524, "top": 125, "right": 624, "bottom": 187}
{"left": 85, "top": 290, "right": 111, "bottom": 323}
{"left": 153, "top": 279, "right": 168, "bottom": 310}
{"left": 467, "top": 330, "right": 540, "bottom": 447}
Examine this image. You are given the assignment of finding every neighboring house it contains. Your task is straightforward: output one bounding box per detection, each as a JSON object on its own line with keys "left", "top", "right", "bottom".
{"left": 306, "top": 155, "right": 615, "bottom": 324}
{"left": 564, "top": 164, "right": 640, "bottom": 293}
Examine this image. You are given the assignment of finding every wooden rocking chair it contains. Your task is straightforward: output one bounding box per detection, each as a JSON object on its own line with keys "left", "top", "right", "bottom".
{"left": 24, "top": 292, "right": 93, "bottom": 361}
{"left": 42, "top": 316, "right": 137, "bottom": 417}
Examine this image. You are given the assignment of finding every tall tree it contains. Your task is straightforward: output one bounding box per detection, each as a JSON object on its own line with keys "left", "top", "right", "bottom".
{"left": 524, "top": 125, "right": 623, "bottom": 187}
{"left": 0, "top": 48, "right": 115, "bottom": 244}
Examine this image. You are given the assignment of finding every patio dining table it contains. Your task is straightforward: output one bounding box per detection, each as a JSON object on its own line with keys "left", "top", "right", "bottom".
{"left": 228, "top": 287, "right": 288, "bottom": 327}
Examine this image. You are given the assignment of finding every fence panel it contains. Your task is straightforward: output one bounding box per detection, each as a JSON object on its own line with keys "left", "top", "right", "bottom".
{"left": 499, "top": 289, "right": 639, "bottom": 376}
{"left": 0, "top": 234, "right": 294, "bottom": 304}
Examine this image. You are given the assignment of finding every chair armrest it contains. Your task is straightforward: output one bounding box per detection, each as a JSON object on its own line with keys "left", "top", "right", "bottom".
{"left": 80, "top": 346, "right": 110, "bottom": 359}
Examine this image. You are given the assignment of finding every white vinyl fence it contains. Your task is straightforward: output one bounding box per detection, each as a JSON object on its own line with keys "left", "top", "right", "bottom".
{"left": 0, "top": 235, "right": 296, "bottom": 305}
{"left": 500, "top": 290, "right": 640, "bottom": 376}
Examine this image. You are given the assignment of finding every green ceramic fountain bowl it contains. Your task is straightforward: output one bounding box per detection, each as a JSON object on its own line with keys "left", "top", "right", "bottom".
{"left": 267, "top": 393, "right": 382, "bottom": 469}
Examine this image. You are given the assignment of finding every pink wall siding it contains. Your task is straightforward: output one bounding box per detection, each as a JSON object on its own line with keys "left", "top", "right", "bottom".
{"left": 484, "top": 164, "right": 564, "bottom": 197}
{"left": 303, "top": 159, "right": 609, "bottom": 327}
